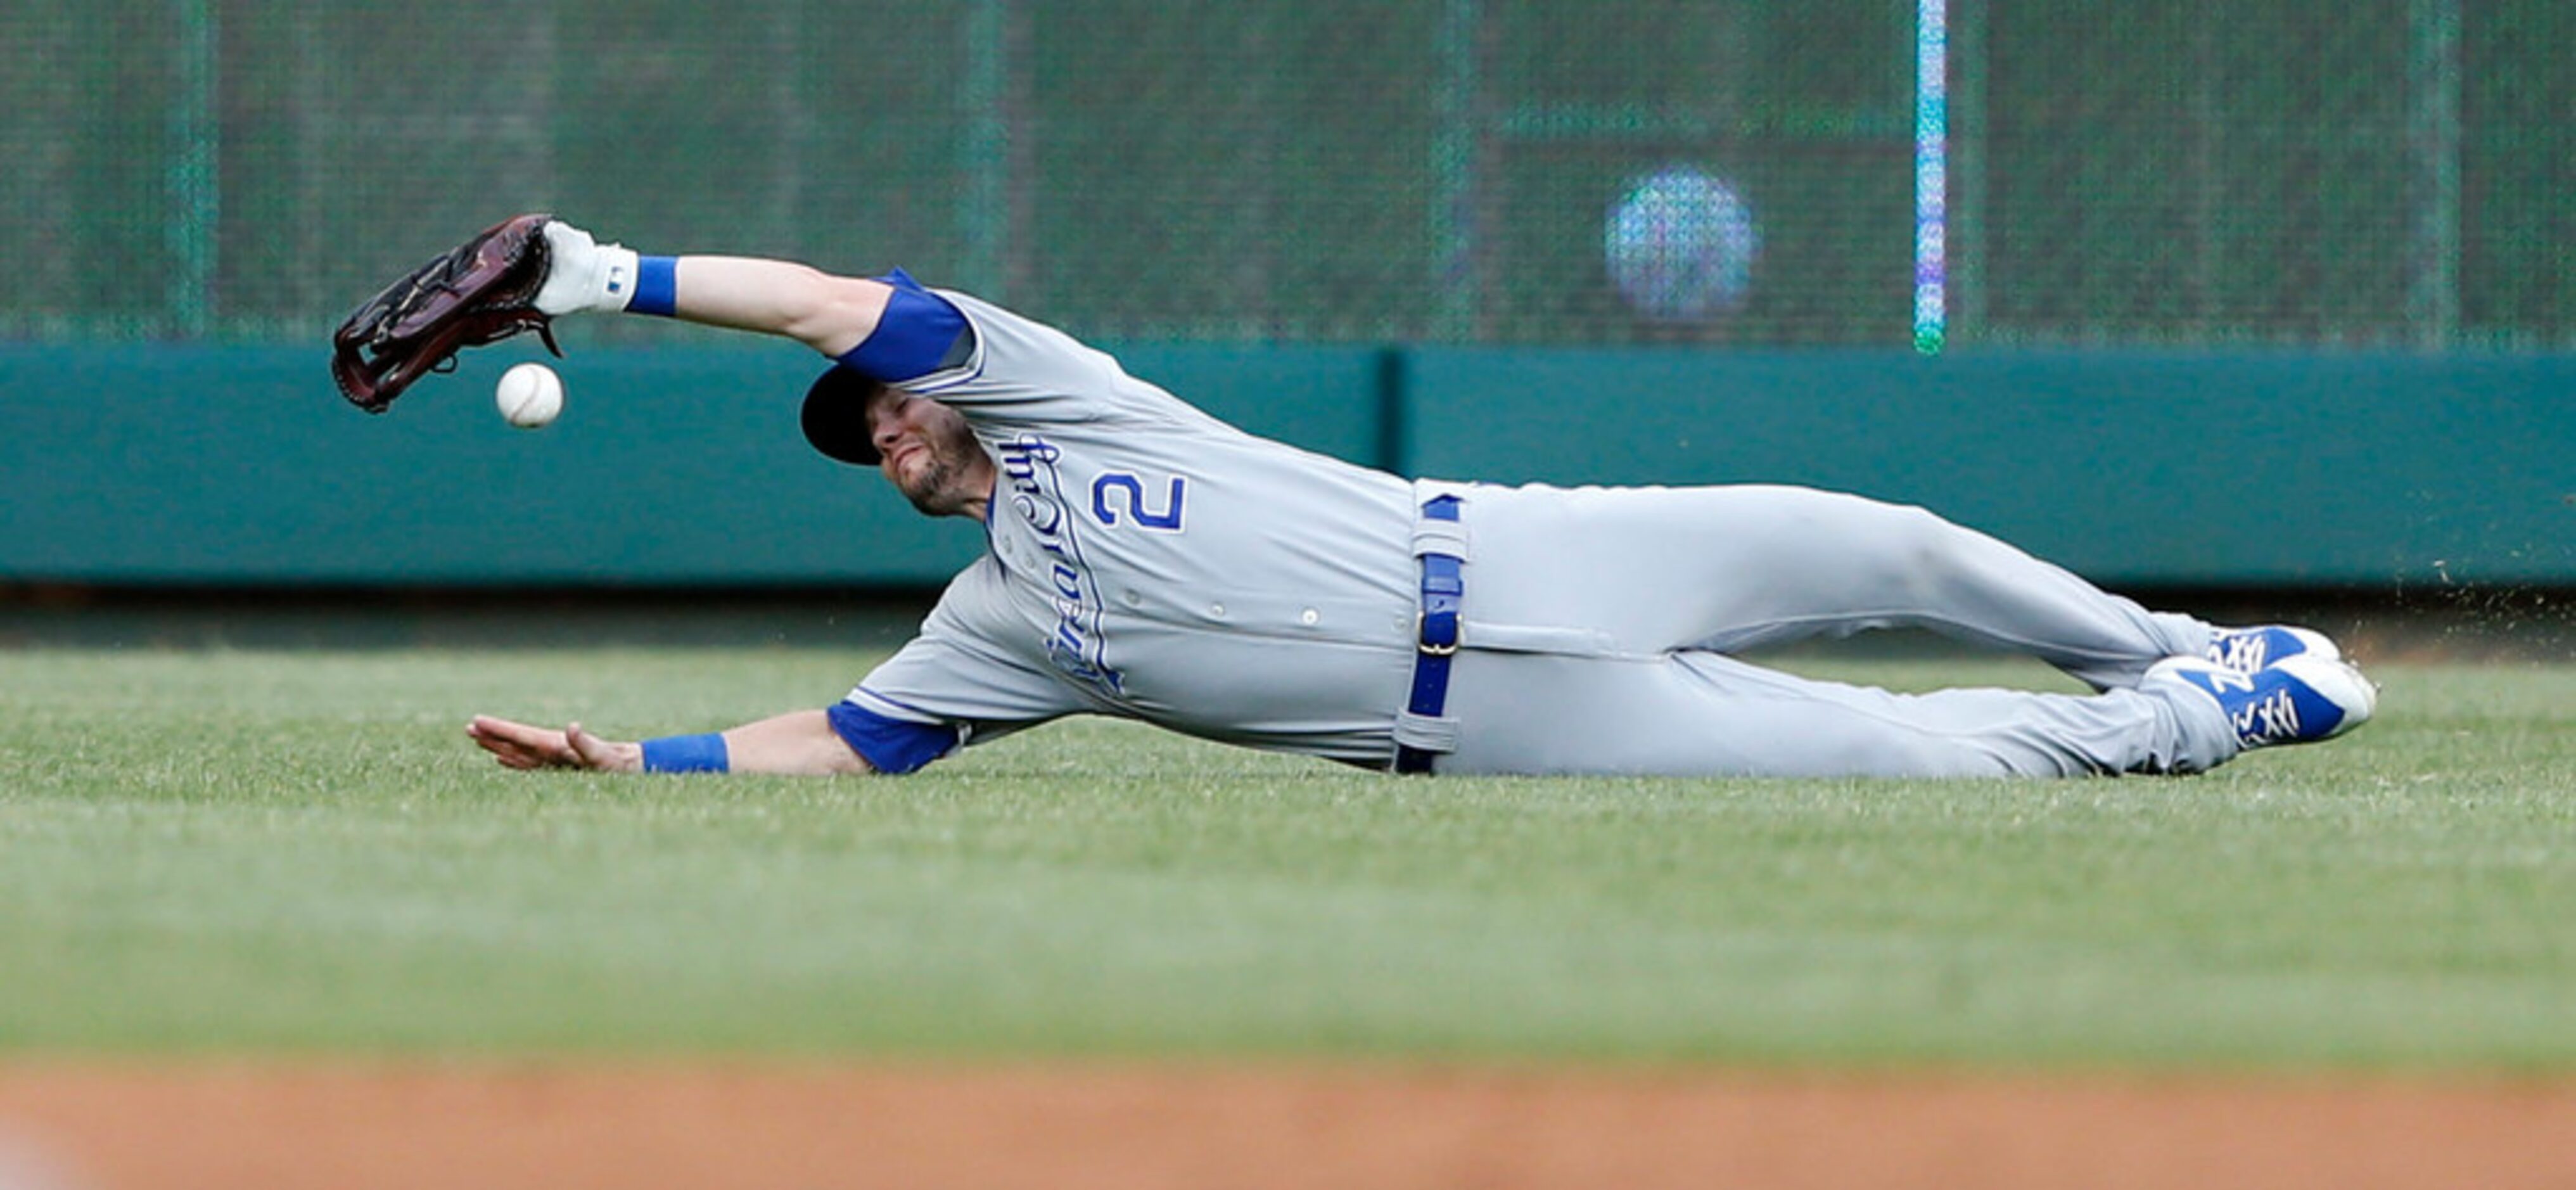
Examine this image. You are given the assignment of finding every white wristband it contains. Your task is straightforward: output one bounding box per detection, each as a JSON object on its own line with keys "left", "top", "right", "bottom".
{"left": 533, "top": 221, "right": 643, "bottom": 317}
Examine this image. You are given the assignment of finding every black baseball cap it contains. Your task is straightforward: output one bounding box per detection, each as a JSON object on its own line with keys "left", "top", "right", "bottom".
{"left": 800, "top": 364, "right": 889, "bottom": 466}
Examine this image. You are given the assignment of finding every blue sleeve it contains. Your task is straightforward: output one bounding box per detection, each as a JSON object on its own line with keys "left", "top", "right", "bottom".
{"left": 826, "top": 698, "right": 965, "bottom": 775}
{"left": 835, "top": 268, "right": 973, "bottom": 383}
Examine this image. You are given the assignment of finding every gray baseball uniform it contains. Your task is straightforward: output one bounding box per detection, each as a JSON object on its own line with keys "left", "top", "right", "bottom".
{"left": 830, "top": 282, "right": 2240, "bottom": 778}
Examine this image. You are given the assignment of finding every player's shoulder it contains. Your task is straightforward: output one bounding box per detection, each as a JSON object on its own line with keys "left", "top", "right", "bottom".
{"left": 901, "top": 286, "right": 1119, "bottom": 395}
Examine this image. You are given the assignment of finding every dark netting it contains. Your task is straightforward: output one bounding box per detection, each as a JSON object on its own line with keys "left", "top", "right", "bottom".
{"left": 1977, "top": 0, "right": 2573, "bottom": 347}
{"left": 3, "top": 0, "right": 2567, "bottom": 348}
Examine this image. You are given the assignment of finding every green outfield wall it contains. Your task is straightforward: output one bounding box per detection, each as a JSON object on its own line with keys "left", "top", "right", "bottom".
{"left": 4, "top": 346, "right": 2568, "bottom": 589}
{"left": 1403, "top": 349, "right": 2576, "bottom": 587}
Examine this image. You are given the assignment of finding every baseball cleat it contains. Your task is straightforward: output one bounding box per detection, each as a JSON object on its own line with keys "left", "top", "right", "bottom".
{"left": 2203, "top": 624, "right": 2340, "bottom": 673}
{"left": 2148, "top": 654, "right": 2376, "bottom": 750}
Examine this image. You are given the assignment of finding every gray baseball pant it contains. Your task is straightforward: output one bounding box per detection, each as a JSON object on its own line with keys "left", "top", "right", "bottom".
{"left": 1423, "top": 483, "right": 2238, "bottom": 777}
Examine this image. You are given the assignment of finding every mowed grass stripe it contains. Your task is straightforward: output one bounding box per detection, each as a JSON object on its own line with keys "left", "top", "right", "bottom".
{"left": 1, "top": 649, "right": 2571, "bottom": 1066}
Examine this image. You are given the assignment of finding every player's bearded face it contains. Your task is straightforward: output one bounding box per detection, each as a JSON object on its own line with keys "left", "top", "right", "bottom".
{"left": 869, "top": 393, "right": 986, "bottom": 518}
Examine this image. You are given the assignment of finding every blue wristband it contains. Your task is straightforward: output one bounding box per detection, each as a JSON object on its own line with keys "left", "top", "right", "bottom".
{"left": 640, "top": 732, "right": 729, "bottom": 774}
{"left": 630, "top": 255, "right": 679, "bottom": 317}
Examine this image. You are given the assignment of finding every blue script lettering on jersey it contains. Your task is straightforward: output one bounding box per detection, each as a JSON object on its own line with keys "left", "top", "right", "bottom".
{"left": 997, "top": 435, "right": 1124, "bottom": 695}
{"left": 1090, "top": 472, "right": 1188, "bottom": 531}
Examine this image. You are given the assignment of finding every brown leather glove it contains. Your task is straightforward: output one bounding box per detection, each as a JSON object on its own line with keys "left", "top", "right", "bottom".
{"left": 329, "top": 212, "right": 563, "bottom": 413}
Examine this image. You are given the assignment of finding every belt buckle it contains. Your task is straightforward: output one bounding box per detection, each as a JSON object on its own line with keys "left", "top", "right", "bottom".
{"left": 1414, "top": 609, "right": 1460, "bottom": 656}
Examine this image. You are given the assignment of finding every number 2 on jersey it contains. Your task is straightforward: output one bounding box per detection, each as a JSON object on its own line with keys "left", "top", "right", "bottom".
{"left": 1091, "top": 471, "right": 1187, "bottom": 531}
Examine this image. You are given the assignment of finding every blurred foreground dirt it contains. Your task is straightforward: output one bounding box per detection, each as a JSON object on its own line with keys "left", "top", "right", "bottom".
{"left": 3, "top": 1063, "right": 2573, "bottom": 1190}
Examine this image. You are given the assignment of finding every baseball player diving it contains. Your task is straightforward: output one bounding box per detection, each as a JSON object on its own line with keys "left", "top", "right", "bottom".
{"left": 362, "top": 217, "right": 2376, "bottom": 779}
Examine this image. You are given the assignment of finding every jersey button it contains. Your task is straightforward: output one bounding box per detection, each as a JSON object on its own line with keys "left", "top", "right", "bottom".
{"left": 1208, "top": 603, "right": 1226, "bottom": 618}
{"left": 1300, "top": 608, "right": 1321, "bottom": 625}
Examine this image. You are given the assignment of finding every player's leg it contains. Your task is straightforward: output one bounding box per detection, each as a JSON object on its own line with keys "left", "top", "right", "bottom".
{"left": 1462, "top": 482, "right": 2212, "bottom": 689}
{"left": 1439, "top": 648, "right": 2243, "bottom": 778}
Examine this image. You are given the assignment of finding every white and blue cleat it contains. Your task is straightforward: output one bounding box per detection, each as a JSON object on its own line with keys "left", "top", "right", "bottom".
{"left": 2203, "top": 624, "right": 2340, "bottom": 673}
{"left": 2149, "top": 653, "right": 2376, "bottom": 751}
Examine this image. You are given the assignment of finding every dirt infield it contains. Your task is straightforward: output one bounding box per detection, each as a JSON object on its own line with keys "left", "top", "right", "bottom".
{"left": 2, "top": 1064, "right": 2572, "bottom": 1190}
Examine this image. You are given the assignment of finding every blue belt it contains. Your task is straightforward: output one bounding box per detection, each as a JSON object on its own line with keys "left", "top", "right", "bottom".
{"left": 1394, "top": 495, "right": 1463, "bottom": 774}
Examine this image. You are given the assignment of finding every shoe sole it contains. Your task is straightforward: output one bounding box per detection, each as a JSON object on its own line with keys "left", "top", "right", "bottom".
{"left": 2271, "top": 654, "right": 2376, "bottom": 739}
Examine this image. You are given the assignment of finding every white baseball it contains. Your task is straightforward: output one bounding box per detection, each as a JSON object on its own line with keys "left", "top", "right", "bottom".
{"left": 495, "top": 362, "right": 564, "bottom": 429}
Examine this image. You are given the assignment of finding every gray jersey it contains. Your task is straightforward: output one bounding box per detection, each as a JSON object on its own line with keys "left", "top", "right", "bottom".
{"left": 844, "top": 290, "right": 2245, "bottom": 779}
{"left": 848, "top": 291, "right": 1422, "bottom": 764}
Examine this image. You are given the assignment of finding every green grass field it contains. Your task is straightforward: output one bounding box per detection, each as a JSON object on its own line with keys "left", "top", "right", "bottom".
{"left": 4, "top": 646, "right": 2572, "bottom": 1068}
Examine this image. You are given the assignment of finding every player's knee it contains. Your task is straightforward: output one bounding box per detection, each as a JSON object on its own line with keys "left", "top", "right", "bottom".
{"left": 1868, "top": 501, "right": 1964, "bottom": 594}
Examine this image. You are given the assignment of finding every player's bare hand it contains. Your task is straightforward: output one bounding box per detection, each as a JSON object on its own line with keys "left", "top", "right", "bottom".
{"left": 466, "top": 715, "right": 643, "bottom": 773}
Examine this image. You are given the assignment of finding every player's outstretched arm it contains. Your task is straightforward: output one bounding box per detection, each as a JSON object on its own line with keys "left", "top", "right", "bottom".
{"left": 466, "top": 710, "right": 874, "bottom": 776}
{"left": 532, "top": 221, "right": 895, "bottom": 357}
{"left": 663, "top": 255, "right": 894, "bottom": 357}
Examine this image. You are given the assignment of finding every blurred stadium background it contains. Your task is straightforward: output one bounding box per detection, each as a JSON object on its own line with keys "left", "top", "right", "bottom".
{"left": 3, "top": 0, "right": 2572, "bottom": 609}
